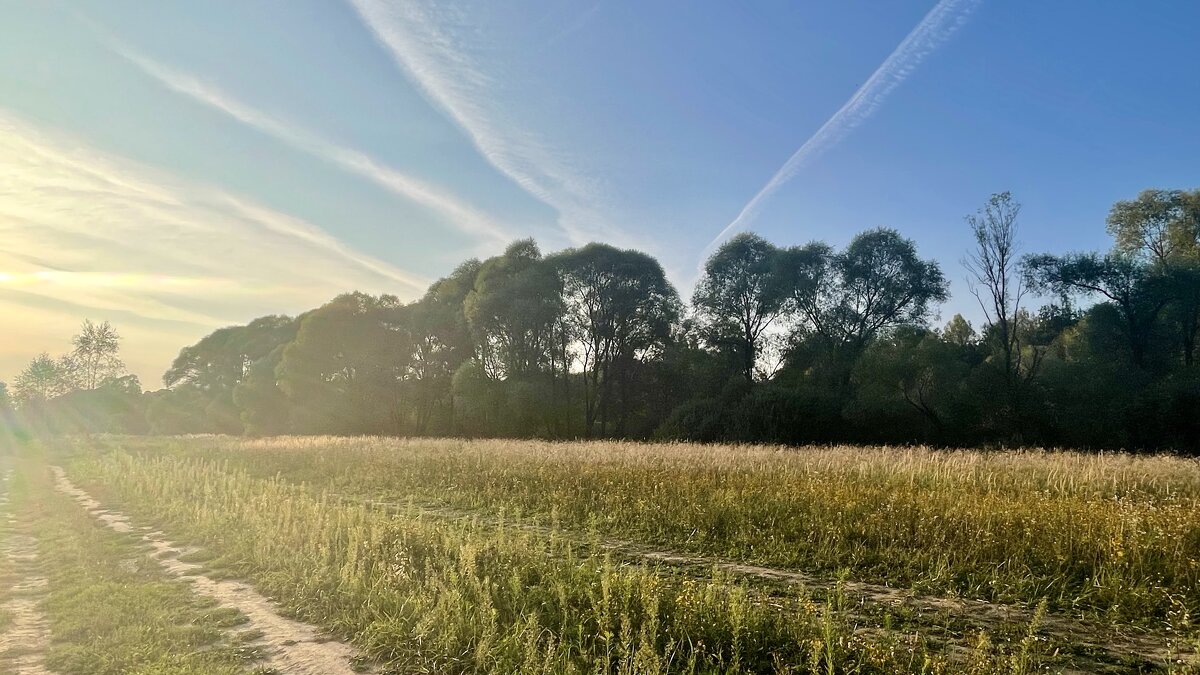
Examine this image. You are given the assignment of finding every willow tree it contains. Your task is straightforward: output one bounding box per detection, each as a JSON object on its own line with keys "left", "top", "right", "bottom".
{"left": 555, "top": 243, "right": 680, "bottom": 436}
{"left": 784, "top": 228, "right": 948, "bottom": 383}
{"left": 277, "top": 293, "right": 411, "bottom": 434}
{"left": 463, "top": 240, "right": 564, "bottom": 381}
{"left": 1107, "top": 188, "right": 1200, "bottom": 365}
{"left": 164, "top": 315, "right": 297, "bottom": 432}
{"left": 1024, "top": 252, "right": 1170, "bottom": 369}
{"left": 405, "top": 259, "right": 481, "bottom": 434}
{"left": 693, "top": 233, "right": 791, "bottom": 383}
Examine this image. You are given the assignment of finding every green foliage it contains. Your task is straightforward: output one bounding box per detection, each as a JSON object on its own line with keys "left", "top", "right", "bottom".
{"left": 72, "top": 435, "right": 1200, "bottom": 671}
{"left": 554, "top": 243, "right": 681, "bottom": 436}
{"left": 69, "top": 319, "right": 123, "bottom": 391}
{"left": 17, "top": 186, "right": 1200, "bottom": 452}
{"left": 852, "top": 327, "right": 971, "bottom": 443}
{"left": 786, "top": 228, "right": 949, "bottom": 358}
{"left": 233, "top": 344, "right": 292, "bottom": 436}
{"left": 1, "top": 463, "right": 247, "bottom": 674}
{"left": 277, "top": 292, "right": 410, "bottom": 434}
{"left": 13, "top": 353, "right": 71, "bottom": 404}
{"left": 1106, "top": 188, "right": 1200, "bottom": 265}
{"left": 1025, "top": 252, "right": 1171, "bottom": 368}
{"left": 69, "top": 449, "right": 987, "bottom": 674}
{"left": 465, "top": 239, "right": 564, "bottom": 380}
{"left": 161, "top": 315, "right": 297, "bottom": 433}
{"left": 692, "top": 233, "right": 791, "bottom": 383}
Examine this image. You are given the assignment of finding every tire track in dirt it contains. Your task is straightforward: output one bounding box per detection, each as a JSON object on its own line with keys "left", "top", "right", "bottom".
{"left": 51, "top": 467, "right": 370, "bottom": 675}
{"left": 335, "top": 491, "right": 1197, "bottom": 671}
{"left": 0, "top": 469, "right": 52, "bottom": 675}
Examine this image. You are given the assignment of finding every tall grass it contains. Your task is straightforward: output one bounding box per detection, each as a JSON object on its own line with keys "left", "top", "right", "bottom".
{"left": 3, "top": 461, "right": 250, "bottom": 674}
{"left": 64, "top": 449, "right": 1062, "bottom": 674}
{"left": 106, "top": 435, "right": 1200, "bottom": 626}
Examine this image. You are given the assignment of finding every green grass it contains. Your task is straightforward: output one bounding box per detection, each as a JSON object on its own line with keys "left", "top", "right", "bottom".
{"left": 2, "top": 460, "right": 255, "bottom": 675}
{"left": 101, "top": 435, "right": 1200, "bottom": 628}
{"left": 58, "top": 443, "right": 1172, "bottom": 674}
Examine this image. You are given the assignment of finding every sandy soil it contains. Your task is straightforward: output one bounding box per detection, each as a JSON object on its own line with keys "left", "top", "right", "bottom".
{"left": 0, "top": 470, "right": 52, "bottom": 675}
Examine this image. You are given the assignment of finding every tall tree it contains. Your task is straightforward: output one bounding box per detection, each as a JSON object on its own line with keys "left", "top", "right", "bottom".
{"left": 962, "top": 192, "right": 1040, "bottom": 419}
{"left": 13, "top": 353, "right": 69, "bottom": 404}
{"left": 785, "top": 228, "right": 948, "bottom": 378}
{"left": 1107, "top": 188, "right": 1200, "bottom": 364}
{"left": 1106, "top": 189, "right": 1200, "bottom": 267}
{"left": 554, "top": 243, "right": 680, "bottom": 436}
{"left": 70, "top": 320, "right": 124, "bottom": 390}
{"left": 942, "top": 314, "right": 978, "bottom": 347}
{"left": 277, "top": 293, "right": 412, "bottom": 434}
{"left": 693, "top": 233, "right": 791, "bottom": 383}
{"left": 406, "top": 260, "right": 482, "bottom": 434}
{"left": 1024, "top": 252, "right": 1171, "bottom": 368}
{"left": 165, "top": 316, "right": 296, "bottom": 391}
{"left": 233, "top": 344, "right": 293, "bottom": 436}
{"left": 464, "top": 240, "right": 563, "bottom": 380}
{"left": 164, "top": 315, "right": 297, "bottom": 433}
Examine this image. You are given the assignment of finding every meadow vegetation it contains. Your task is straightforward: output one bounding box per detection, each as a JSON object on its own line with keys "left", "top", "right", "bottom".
{"left": 108, "top": 435, "right": 1200, "bottom": 626}
{"left": 0, "top": 21, "right": 1197, "bottom": 674}
{"left": 50, "top": 435, "right": 1200, "bottom": 673}
{"left": 0, "top": 458, "right": 256, "bottom": 674}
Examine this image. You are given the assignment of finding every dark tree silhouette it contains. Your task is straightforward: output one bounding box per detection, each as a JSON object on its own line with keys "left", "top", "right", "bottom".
{"left": 693, "top": 233, "right": 791, "bottom": 383}
{"left": 13, "top": 186, "right": 1200, "bottom": 453}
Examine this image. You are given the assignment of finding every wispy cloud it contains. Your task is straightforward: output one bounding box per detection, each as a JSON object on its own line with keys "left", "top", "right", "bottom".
{"left": 540, "top": 2, "right": 605, "bottom": 51}
{"left": 702, "top": 0, "right": 981, "bottom": 259}
{"left": 107, "top": 42, "right": 512, "bottom": 247}
{"left": 345, "top": 0, "right": 637, "bottom": 248}
{"left": 0, "top": 111, "right": 428, "bottom": 384}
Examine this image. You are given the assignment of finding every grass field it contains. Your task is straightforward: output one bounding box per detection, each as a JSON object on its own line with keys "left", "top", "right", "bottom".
{"left": 0, "top": 456, "right": 259, "bottom": 674}
{"left": 5, "top": 435, "right": 1200, "bottom": 673}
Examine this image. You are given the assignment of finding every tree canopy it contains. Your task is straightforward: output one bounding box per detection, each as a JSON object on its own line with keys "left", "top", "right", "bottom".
{"left": 10, "top": 185, "right": 1200, "bottom": 453}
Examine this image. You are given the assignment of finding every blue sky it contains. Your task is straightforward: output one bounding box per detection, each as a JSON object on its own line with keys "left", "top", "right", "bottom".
{"left": 2, "top": 0, "right": 1198, "bottom": 385}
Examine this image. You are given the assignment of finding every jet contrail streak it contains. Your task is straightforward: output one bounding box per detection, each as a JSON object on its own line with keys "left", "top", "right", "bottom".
{"left": 701, "top": 0, "right": 982, "bottom": 263}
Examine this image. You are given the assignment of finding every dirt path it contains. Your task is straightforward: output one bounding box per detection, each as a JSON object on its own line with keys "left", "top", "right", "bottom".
{"left": 0, "top": 470, "right": 53, "bottom": 675}
{"left": 337, "top": 492, "right": 1196, "bottom": 671}
{"left": 51, "top": 467, "right": 369, "bottom": 675}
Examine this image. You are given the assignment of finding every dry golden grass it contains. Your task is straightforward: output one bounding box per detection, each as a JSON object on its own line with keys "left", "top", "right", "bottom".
{"left": 111, "top": 435, "right": 1200, "bottom": 622}
{"left": 61, "top": 435, "right": 1200, "bottom": 672}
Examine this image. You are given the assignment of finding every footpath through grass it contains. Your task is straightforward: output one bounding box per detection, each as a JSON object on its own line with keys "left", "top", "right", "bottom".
{"left": 1, "top": 456, "right": 256, "bottom": 675}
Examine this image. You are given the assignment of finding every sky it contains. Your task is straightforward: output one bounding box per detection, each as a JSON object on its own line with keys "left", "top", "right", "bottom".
{"left": 2, "top": 1, "right": 1199, "bottom": 387}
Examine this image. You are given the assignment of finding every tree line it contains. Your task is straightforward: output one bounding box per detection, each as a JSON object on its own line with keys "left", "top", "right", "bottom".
{"left": 5, "top": 188, "right": 1200, "bottom": 452}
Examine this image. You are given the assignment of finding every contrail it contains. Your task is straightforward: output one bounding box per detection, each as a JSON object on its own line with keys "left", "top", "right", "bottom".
{"left": 701, "top": 0, "right": 981, "bottom": 262}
